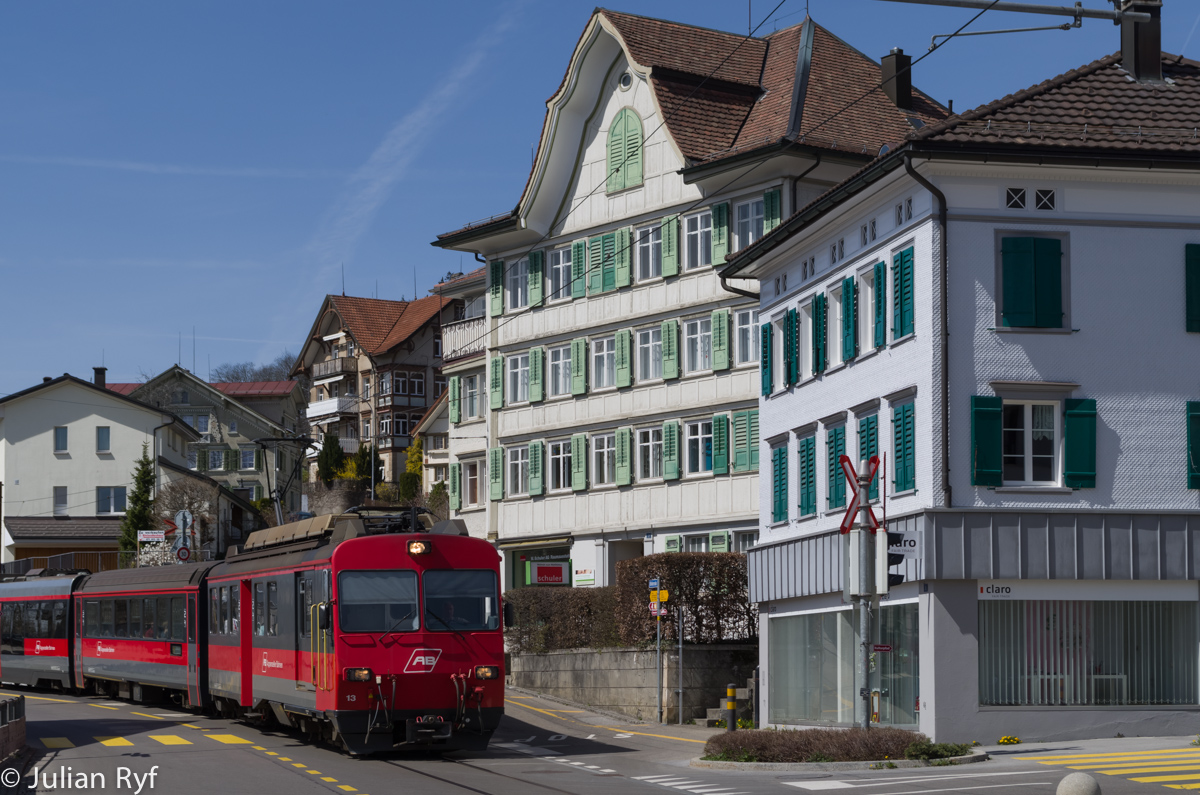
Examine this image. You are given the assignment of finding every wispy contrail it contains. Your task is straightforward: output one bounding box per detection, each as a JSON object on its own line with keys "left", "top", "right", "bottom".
{"left": 304, "top": 2, "right": 522, "bottom": 275}
{"left": 0, "top": 153, "right": 341, "bottom": 179}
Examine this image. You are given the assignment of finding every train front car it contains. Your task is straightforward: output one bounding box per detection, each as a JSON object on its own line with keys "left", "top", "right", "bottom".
{"left": 328, "top": 526, "right": 504, "bottom": 755}
{"left": 0, "top": 574, "right": 82, "bottom": 689}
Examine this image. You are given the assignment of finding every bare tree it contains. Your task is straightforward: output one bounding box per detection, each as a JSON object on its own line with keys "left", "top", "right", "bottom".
{"left": 156, "top": 478, "right": 219, "bottom": 547}
{"left": 212, "top": 350, "right": 299, "bottom": 383}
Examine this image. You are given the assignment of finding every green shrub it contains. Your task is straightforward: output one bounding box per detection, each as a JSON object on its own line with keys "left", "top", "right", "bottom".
{"left": 904, "top": 740, "right": 972, "bottom": 760}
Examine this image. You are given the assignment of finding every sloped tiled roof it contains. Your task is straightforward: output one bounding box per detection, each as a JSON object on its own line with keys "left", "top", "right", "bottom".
{"left": 106, "top": 383, "right": 138, "bottom": 396}
{"left": 211, "top": 381, "right": 299, "bottom": 398}
{"left": 4, "top": 516, "right": 123, "bottom": 542}
{"left": 433, "top": 266, "right": 486, "bottom": 291}
{"left": 602, "top": 9, "right": 768, "bottom": 87}
{"left": 913, "top": 52, "right": 1200, "bottom": 154}
{"left": 326, "top": 294, "right": 450, "bottom": 355}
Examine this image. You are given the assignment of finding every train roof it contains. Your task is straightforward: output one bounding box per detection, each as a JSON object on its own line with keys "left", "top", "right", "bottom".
{"left": 76, "top": 561, "right": 215, "bottom": 594}
{"left": 0, "top": 573, "right": 84, "bottom": 599}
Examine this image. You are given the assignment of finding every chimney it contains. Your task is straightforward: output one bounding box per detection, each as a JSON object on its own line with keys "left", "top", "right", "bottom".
{"left": 93, "top": 367, "right": 107, "bottom": 388}
{"left": 1122, "top": 1, "right": 1162, "bottom": 82}
{"left": 881, "top": 48, "right": 912, "bottom": 110}
{"left": 43, "top": 377, "right": 51, "bottom": 384}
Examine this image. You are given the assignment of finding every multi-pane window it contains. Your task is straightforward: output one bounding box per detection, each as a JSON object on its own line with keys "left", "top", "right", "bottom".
{"left": 548, "top": 345, "right": 572, "bottom": 397}
{"left": 434, "top": 375, "right": 446, "bottom": 396}
{"left": 636, "top": 223, "right": 662, "bottom": 280}
{"left": 548, "top": 440, "right": 572, "bottom": 491}
{"left": 229, "top": 420, "right": 239, "bottom": 434}
{"left": 464, "top": 461, "right": 481, "bottom": 507}
{"left": 411, "top": 374, "right": 425, "bottom": 396}
{"left": 379, "top": 414, "right": 392, "bottom": 436}
{"left": 96, "top": 426, "right": 110, "bottom": 453}
{"left": 735, "top": 532, "right": 758, "bottom": 552}
{"left": 241, "top": 449, "right": 256, "bottom": 470}
{"left": 637, "top": 327, "right": 662, "bottom": 381}
{"left": 686, "top": 535, "right": 709, "bottom": 552}
{"left": 735, "top": 309, "right": 759, "bottom": 364}
{"left": 96, "top": 487, "right": 126, "bottom": 514}
{"left": 187, "top": 449, "right": 198, "bottom": 470}
{"left": 592, "top": 336, "right": 616, "bottom": 389}
{"left": 507, "top": 258, "right": 529, "bottom": 310}
{"left": 548, "top": 247, "right": 572, "bottom": 301}
{"left": 395, "top": 373, "right": 409, "bottom": 395}
{"left": 396, "top": 414, "right": 411, "bottom": 436}
{"left": 592, "top": 433, "right": 616, "bottom": 485}
{"left": 507, "top": 353, "right": 530, "bottom": 403}
{"left": 54, "top": 426, "right": 68, "bottom": 452}
{"left": 196, "top": 415, "right": 210, "bottom": 433}
{"left": 734, "top": 199, "right": 764, "bottom": 252}
{"left": 507, "top": 446, "right": 529, "bottom": 496}
{"left": 685, "top": 317, "right": 712, "bottom": 373}
{"left": 686, "top": 420, "right": 713, "bottom": 474}
{"left": 208, "top": 450, "right": 224, "bottom": 471}
{"left": 685, "top": 211, "right": 712, "bottom": 269}
{"left": 463, "top": 375, "right": 480, "bottom": 419}
{"left": 1002, "top": 401, "right": 1059, "bottom": 484}
{"left": 638, "top": 427, "right": 663, "bottom": 480}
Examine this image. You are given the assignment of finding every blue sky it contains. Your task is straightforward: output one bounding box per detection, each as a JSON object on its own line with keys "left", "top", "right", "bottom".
{"left": 2, "top": 1, "right": 1198, "bottom": 396}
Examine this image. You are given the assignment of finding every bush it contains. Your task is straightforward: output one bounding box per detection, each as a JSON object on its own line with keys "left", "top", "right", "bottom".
{"left": 504, "top": 586, "right": 620, "bottom": 653}
{"left": 615, "top": 552, "right": 756, "bottom": 646}
{"left": 904, "top": 740, "right": 972, "bottom": 760}
{"left": 703, "top": 728, "right": 924, "bottom": 764}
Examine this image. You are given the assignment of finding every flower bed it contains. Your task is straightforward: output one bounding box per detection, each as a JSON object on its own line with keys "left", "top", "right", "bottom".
{"left": 702, "top": 729, "right": 971, "bottom": 764}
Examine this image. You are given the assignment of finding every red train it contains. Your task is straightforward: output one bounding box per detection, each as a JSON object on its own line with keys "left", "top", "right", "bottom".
{"left": 0, "top": 513, "right": 505, "bottom": 755}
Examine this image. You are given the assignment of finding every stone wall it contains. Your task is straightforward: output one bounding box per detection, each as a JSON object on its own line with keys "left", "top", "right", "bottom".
{"left": 509, "top": 645, "right": 757, "bottom": 723}
{"left": 0, "top": 696, "right": 25, "bottom": 761}
{"left": 303, "top": 481, "right": 366, "bottom": 517}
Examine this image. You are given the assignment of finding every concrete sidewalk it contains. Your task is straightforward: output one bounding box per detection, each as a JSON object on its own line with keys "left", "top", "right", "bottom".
{"left": 506, "top": 685, "right": 725, "bottom": 745}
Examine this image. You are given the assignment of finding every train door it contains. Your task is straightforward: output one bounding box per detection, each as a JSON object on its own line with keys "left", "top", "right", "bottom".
{"left": 310, "top": 569, "right": 332, "bottom": 696}
{"left": 72, "top": 599, "right": 84, "bottom": 689}
{"left": 239, "top": 579, "right": 253, "bottom": 707}
{"left": 186, "top": 593, "right": 202, "bottom": 707}
{"left": 296, "top": 572, "right": 314, "bottom": 693}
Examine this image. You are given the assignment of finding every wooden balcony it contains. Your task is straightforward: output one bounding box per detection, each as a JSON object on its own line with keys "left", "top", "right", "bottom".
{"left": 312, "top": 357, "right": 359, "bottom": 379}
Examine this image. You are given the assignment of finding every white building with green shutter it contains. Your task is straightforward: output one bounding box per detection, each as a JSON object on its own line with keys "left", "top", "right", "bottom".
{"left": 433, "top": 9, "right": 950, "bottom": 589}
{"left": 721, "top": 11, "right": 1200, "bottom": 744}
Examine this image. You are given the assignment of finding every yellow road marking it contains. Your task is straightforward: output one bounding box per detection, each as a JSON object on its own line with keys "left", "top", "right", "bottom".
{"left": 1133, "top": 775, "right": 1200, "bottom": 783}
{"left": 265, "top": 751, "right": 279, "bottom": 756}
{"left": 292, "top": 763, "right": 306, "bottom": 768}
{"left": 502, "top": 698, "right": 707, "bottom": 744}
{"left": 40, "top": 738, "right": 75, "bottom": 749}
{"left": 96, "top": 737, "right": 133, "bottom": 747}
{"left": 207, "top": 734, "right": 253, "bottom": 745}
{"left": 278, "top": 756, "right": 292, "bottom": 761}
{"left": 1099, "top": 765, "right": 1200, "bottom": 775}
{"left": 306, "top": 770, "right": 321, "bottom": 775}
{"left": 1029, "top": 748, "right": 1200, "bottom": 761}
{"left": 1166, "top": 785, "right": 1200, "bottom": 790}
{"left": 1061, "top": 754, "right": 1200, "bottom": 768}
{"left": 253, "top": 745, "right": 266, "bottom": 750}
{"left": 179, "top": 723, "right": 203, "bottom": 730}
{"left": 149, "top": 735, "right": 192, "bottom": 746}
{"left": 131, "top": 712, "right": 164, "bottom": 720}
{"left": 0, "top": 691, "right": 73, "bottom": 703}
{"left": 548, "top": 710, "right": 585, "bottom": 713}
{"left": 89, "top": 704, "right": 119, "bottom": 710}
{"left": 321, "top": 777, "right": 338, "bottom": 782}
{"left": 338, "top": 787, "right": 356, "bottom": 792}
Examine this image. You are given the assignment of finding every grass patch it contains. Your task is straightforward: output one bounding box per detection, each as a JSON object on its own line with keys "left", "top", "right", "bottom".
{"left": 904, "top": 740, "right": 972, "bottom": 761}
{"left": 703, "top": 728, "right": 933, "bottom": 764}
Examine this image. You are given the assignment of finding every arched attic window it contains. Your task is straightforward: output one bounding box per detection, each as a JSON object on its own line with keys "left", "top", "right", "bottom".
{"left": 606, "top": 107, "right": 643, "bottom": 193}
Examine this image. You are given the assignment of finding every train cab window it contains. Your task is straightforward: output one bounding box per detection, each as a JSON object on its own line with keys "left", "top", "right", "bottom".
{"left": 266, "top": 582, "right": 278, "bottom": 637}
{"left": 48, "top": 601, "right": 65, "bottom": 639}
{"left": 142, "top": 599, "right": 156, "bottom": 638}
{"left": 220, "top": 587, "right": 230, "bottom": 635}
{"left": 114, "top": 599, "right": 129, "bottom": 638}
{"left": 230, "top": 588, "right": 239, "bottom": 634}
{"left": 424, "top": 571, "right": 500, "bottom": 632}
{"left": 85, "top": 601, "right": 99, "bottom": 638}
{"left": 209, "top": 590, "right": 220, "bottom": 634}
{"left": 100, "top": 601, "right": 115, "bottom": 638}
{"left": 254, "top": 583, "right": 266, "bottom": 636}
{"left": 171, "top": 597, "right": 185, "bottom": 642}
{"left": 156, "top": 598, "right": 171, "bottom": 640}
{"left": 128, "top": 598, "right": 141, "bottom": 639}
{"left": 338, "top": 571, "right": 418, "bottom": 634}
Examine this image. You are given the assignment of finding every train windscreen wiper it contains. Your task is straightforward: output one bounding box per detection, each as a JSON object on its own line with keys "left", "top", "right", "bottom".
{"left": 375, "top": 608, "right": 415, "bottom": 643}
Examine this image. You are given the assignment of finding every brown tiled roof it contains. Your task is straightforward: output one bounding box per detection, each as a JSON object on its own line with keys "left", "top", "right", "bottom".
{"left": 211, "top": 381, "right": 299, "bottom": 398}
{"left": 327, "top": 294, "right": 450, "bottom": 356}
{"left": 106, "top": 383, "right": 138, "bottom": 396}
{"left": 433, "top": 266, "right": 486, "bottom": 292}
{"left": 602, "top": 9, "right": 767, "bottom": 88}
{"left": 913, "top": 52, "right": 1200, "bottom": 154}
{"left": 4, "top": 516, "right": 123, "bottom": 542}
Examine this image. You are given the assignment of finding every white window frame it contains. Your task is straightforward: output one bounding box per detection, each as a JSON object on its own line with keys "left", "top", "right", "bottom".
{"left": 829, "top": 284, "right": 846, "bottom": 366}
{"left": 637, "top": 327, "right": 662, "bottom": 381}
{"left": 799, "top": 303, "right": 813, "bottom": 380}
{"left": 433, "top": 337, "right": 442, "bottom": 358}
{"left": 859, "top": 267, "right": 877, "bottom": 352}
{"left": 396, "top": 414, "right": 411, "bottom": 436}
{"left": 684, "top": 211, "right": 712, "bottom": 270}
{"left": 592, "top": 336, "right": 616, "bottom": 390}
{"left": 411, "top": 373, "right": 425, "bottom": 397}
{"left": 548, "top": 440, "right": 572, "bottom": 492}
{"left": 434, "top": 375, "right": 446, "bottom": 396}
{"left": 241, "top": 449, "right": 256, "bottom": 470}
{"left": 53, "top": 486, "right": 68, "bottom": 516}
{"left": 685, "top": 534, "right": 710, "bottom": 552}
{"left": 1002, "top": 400, "right": 1062, "bottom": 486}
{"left": 685, "top": 419, "right": 714, "bottom": 476}
{"left": 395, "top": 373, "right": 408, "bottom": 395}
{"left": 54, "top": 426, "right": 68, "bottom": 453}
{"left": 637, "top": 427, "right": 663, "bottom": 481}
{"left": 592, "top": 433, "right": 616, "bottom": 486}
{"left": 772, "top": 315, "right": 786, "bottom": 390}
{"left": 507, "top": 446, "right": 530, "bottom": 497}
{"left": 96, "top": 486, "right": 127, "bottom": 515}
{"left": 636, "top": 222, "right": 662, "bottom": 281}
{"left": 196, "top": 415, "right": 210, "bottom": 434}
{"left": 463, "top": 375, "right": 480, "bottom": 419}
{"left": 208, "top": 450, "right": 224, "bottom": 471}
{"left": 380, "top": 414, "right": 392, "bottom": 436}
{"left": 507, "top": 258, "right": 530, "bottom": 310}
{"left": 684, "top": 317, "right": 712, "bottom": 374}
{"left": 735, "top": 309, "right": 759, "bottom": 365}
{"left": 96, "top": 426, "right": 110, "bottom": 453}
{"left": 735, "top": 531, "right": 758, "bottom": 552}
{"left": 548, "top": 247, "right": 572, "bottom": 303}
{"left": 548, "top": 344, "right": 572, "bottom": 397}
{"left": 464, "top": 461, "right": 481, "bottom": 507}
{"left": 733, "top": 198, "right": 765, "bottom": 252}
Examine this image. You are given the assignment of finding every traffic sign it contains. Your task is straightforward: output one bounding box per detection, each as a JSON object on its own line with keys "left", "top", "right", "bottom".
{"left": 174, "top": 510, "right": 194, "bottom": 533}
{"left": 648, "top": 602, "right": 659, "bottom": 614}
{"left": 649, "top": 578, "right": 660, "bottom": 590}
{"left": 839, "top": 455, "right": 880, "bottom": 534}
{"left": 176, "top": 547, "right": 191, "bottom": 562}
{"left": 650, "top": 589, "right": 669, "bottom": 603}
{"left": 138, "top": 530, "right": 165, "bottom": 543}
{"left": 872, "top": 644, "right": 893, "bottom": 653}
{"left": 657, "top": 608, "right": 669, "bottom": 617}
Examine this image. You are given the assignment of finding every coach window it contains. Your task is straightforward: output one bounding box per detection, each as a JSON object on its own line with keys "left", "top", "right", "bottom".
{"left": 266, "top": 582, "right": 279, "bottom": 637}
{"left": 156, "top": 598, "right": 171, "bottom": 640}
{"left": 209, "top": 590, "right": 220, "bottom": 634}
{"left": 187, "top": 597, "right": 196, "bottom": 644}
{"left": 141, "top": 599, "right": 156, "bottom": 638}
{"left": 1, "top": 605, "right": 14, "bottom": 654}
{"left": 254, "top": 583, "right": 266, "bottom": 636}
{"left": 339, "top": 570, "right": 418, "bottom": 633}
{"left": 85, "top": 601, "right": 99, "bottom": 638}
{"left": 114, "top": 599, "right": 128, "bottom": 638}
{"left": 230, "top": 588, "right": 240, "bottom": 634}
{"left": 220, "top": 587, "right": 230, "bottom": 634}
{"left": 171, "top": 597, "right": 185, "bottom": 642}
{"left": 128, "top": 599, "right": 141, "bottom": 639}
{"left": 101, "top": 600, "right": 115, "bottom": 638}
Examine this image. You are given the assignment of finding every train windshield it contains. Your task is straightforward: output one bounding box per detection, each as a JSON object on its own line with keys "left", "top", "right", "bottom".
{"left": 423, "top": 571, "right": 499, "bottom": 632}
{"left": 338, "top": 571, "right": 419, "bottom": 633}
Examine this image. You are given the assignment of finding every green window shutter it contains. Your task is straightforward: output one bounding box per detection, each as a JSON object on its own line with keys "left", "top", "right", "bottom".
{"left": 1033, "top": 237, "right": 1063, "bottom": 328}
{"left": 798, "top": 436, "right": 816, "bottom": 516}
{"left": 760, "top": 322, "right": 773, "bottom": 396}
{"left": 661, "top": 320, "right": 679, "bottom": 380}
{"left": 255, "top": 448, "right": 264, "bottom": 472}
{"left": 731, "top": 411, "right": 749, "bottom": 472}
{"left": 662, "top": 421, "right": 680, "bottom": 480}
{"left": 873, "top": 261, "right": 886, "bottom": 349}
{"left": 528, "top": 441, "right": 544, "bottom": 496}
{"left": 489, "top": 356, "right": 504, "bottom": 410}
{"left": 489, "top": 448, "right": 504, "bottom": 501}
{"left": 665, "top": 535, "right": 682, "bottom": 553}
{"left": 529, "top": 346, "right": 544, "bottom": 403}
{"left": 710, "top": 531, "right": 731, "bottom": 552}
{"left": 197, "top": 448, "right": 207, "bottom": 473}
{"left": 748, "top": 409, "right": 760, "bottom": 471}
{"left": 528, "top": 250, "right": 544, "bottom": 307}
{"left": 711, "top": 309, "right": 730, "bottom": 371}
{"left": 661, "top": 216, "right": 679, "bottom": 277}
{"left": 1188, "top": 245, "right": 1200, "bottom": 333}
{"left": 970, "top": 396, "right": 1003, "bottom": 487}
{"left": 615, "top": 227, "right": 632, "bottom": 288}
{"left": 1063, "top": 398, "right": 1097, "bottom": 489}
{"left": 602, "top": 233, "right": 617, "bottom": 292}
{"left": 890, "top": 247, "right": 914, "bottom": 337}
{"left": 489, "top": 259, "right": 505, "bottom": 317}
{"left": 615, "top": 427, "right": 632, "bottom": 486}
{"left": 858, "top": 415, "right": 878, "bottom": 500}
{"left": 764, "top": 188, "right": 782, "bottom": 232}
{"left": 786, "top": 308, "right": 798, "bottom": 385}
{"left": 448, "top": 376, "right": 461, "bottom": 423}
{"left": 827, "top": 426, "right": 846, "bottom": 508}
{"left": 772, "top": 446, "right": 788, "bottom": 523}
{"left": 893, "top": 403, "right": 916, "bottom": 492}
{"left": 623, "top": 109, "right": 643, "bottom": 188}
{"left": 842, "top": 276, "right": 858, "bottom": 362}
{"left": 812, "top": 294, "right": 827, "bottom": 374}
{"left": 571, "top": 240, "right": 587, "bottom": 299}
{"left": 607, "top": 111, "right": 625, "bottom": 193}
{"left": 449, "top": 463, "right": 461, "bottom": 510}
{"left": 570, "top": 338, "right": 587, "bottom": 395}
{"left": 224, "top": 449, "right": 234, "bottom": 471}
{"left": 1000, "top": 238, "right": 1035, "bottom": 328}
{"left": 571, "top": 433, "right": 588, "bottom": 491}
{"left": 1188, "top": 402, "right": 1200, "bottom": 489}
{"left": 588, "top": 235, "right": 604, "bottom": 295}
{"left": 711, "top": 203, "right": 729, "bottom": 263}
{"left": 712, "top": 414, "right": 729, "bottom": 475}
{"left": 615, "top": 329, "right": 633, "bottom": 388}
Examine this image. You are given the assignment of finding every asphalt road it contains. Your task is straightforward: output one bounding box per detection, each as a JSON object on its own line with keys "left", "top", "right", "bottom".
{"left": 2, "top": 687, "right": 1197, "bottom": 795}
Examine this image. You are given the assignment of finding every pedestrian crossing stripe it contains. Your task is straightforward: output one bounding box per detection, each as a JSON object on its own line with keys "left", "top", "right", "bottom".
{"left": 96, "top": 737, "right": 133, "bottom": 747}
{"left": 338, "top": 787, "right": 356, "bottom": 792}
{"left": 1029, "top": 749, "right": 1200, "bottom": 761}
{"left": 40, "top": 738, "right": 74, "bottom": 748}
{"left": 149, "top": 735, "right": 192, "bottom": 745}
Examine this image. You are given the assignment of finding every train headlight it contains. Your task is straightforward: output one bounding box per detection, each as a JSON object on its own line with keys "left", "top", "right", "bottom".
{"left": 474, "top": 665, "right": 499, "bottom": 680}
{"left": 344, "top": 667, "right": 373, "bottom": 682}
{"left": 408, "top": 540, "right": 430, "bottom": 555}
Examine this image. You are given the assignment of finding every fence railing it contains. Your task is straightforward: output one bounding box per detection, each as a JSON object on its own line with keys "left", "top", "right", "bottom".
{"left": 312, "top": 357, "right": 358, "bottom": 378}
{"left": 442, "top": 316, "right": 486, "bottom": 361}
{"left": 0, "top": 550, "right": 137, "bottom": 576}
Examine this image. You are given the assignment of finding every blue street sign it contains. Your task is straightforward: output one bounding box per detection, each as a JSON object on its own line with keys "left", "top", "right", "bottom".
{"left": 649, "top": 578, "right": 660, "bottom": 590}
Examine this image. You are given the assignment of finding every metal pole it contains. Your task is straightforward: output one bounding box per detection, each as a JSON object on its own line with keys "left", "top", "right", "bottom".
{"left": 677, "top": 604, "right": 683, "bottom": 725}
{"left": 656, "top": 615, "right": 663, "bottom": 724}
{"left": 725, "top": 683, "right": 737, "bottom": 732}
{"left": 857, "top": 460, "right": 872, "bottom": 731}
{"left": 753, "top": 666, "right": 760, "bottom": 729}
{"left": 870, "top": 0, "right": 1149, "bottom": 22}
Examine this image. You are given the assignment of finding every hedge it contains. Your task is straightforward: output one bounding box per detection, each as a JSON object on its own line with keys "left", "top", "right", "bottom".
{"left": 503, "top": 586, "right": 619, "bottom": 654}
{"left": 704, "top": 728, "right": 926, "bottom": 763}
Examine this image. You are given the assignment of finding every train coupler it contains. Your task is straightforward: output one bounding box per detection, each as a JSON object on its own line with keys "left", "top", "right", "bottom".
{"left": 404, "top": 715, "right": 452, "bottom": 744}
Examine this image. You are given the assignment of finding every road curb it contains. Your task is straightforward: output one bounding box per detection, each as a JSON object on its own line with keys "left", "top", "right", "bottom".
{"left": 690, "top": 749, "right": 990, "bottom": 771}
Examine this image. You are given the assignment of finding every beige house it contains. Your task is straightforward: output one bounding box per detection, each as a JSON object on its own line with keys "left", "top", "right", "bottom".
{"left": 292, "top": 294, "right": 458, "bottom": 484}
{"left": 411, "top": 392, "right": 450, "bottom": 498}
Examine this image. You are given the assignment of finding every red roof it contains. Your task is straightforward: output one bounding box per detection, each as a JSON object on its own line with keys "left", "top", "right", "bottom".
{"left": 106, "top": 383, "right": 139, "bottom": 395}
{"left": 327, "top": 293, "right": 452, "bottom": 355}
{"left": 211, "top": 381, "right": 299, "bottom": 398}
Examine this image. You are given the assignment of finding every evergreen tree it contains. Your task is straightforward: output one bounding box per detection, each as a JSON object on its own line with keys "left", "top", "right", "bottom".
{"left": 317, "top": 432, "right": 345, "bottom": 486}
{"left": 353, "top": 443, "right": 383, "bottom": 487}
{"left": 119, "top": 443, "right": 156, "bottom": 552}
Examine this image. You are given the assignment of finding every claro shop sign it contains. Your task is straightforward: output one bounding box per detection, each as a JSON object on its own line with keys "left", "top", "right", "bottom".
{"left": 977, "top": 579, "right": 1199, "bottom": 602}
